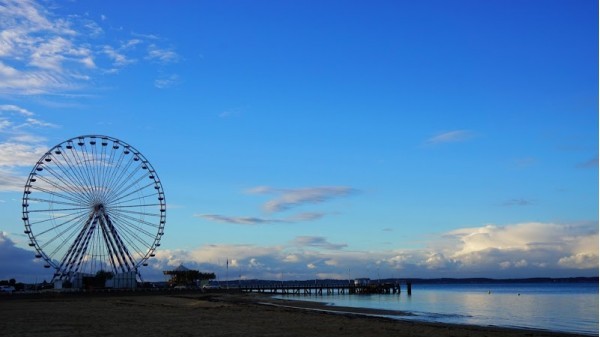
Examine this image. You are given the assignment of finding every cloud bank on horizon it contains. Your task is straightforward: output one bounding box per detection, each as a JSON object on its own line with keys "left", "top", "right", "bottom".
{"left": 1, "top": 220, "right": 597, "bottom": 282}
{"left": 0, "top": 0, "right": 597, "bottom": 283}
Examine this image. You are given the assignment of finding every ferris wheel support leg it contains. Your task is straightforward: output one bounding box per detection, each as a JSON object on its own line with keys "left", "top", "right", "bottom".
{"left": 137, "top": 269, "right": 144, "bottom": 283}
{"left": 104, "top": 213, "right": 137, "bottom": 271}
{"left": 98, "top": 217, "right": 121, "bottom": 275}
{"left": 54, "top": 214, "right": 95, "bottom": 280}
{"left": 70, "top": 218, "right": 99, "bottom": 276}
{"left": 98, "top": 215, "right": 128, "bottom": 274}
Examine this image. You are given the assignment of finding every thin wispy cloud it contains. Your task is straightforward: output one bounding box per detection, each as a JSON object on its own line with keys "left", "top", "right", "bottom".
{"left": 196, "top": 211, "right": 325, "bottom": 225}
{"left": 196, "top": 214, "right": 286, "bottom": 225}
{"left": 147, "top": 44, "right": 179, "bottom": 63}
{"left": 154, "top": 74, "right": 179, "bottom": 89}
{"left": 248, "top": 186, "right": 357, "bottom": 213}
{"left": 0, "top": 104, "right": 57, "bottom": 131}
{"left": 502, "top": 198, "right": 534, "bottom": 207}
{"left": 576, "top": 156, "right": 598, "bottom": 169}
{"left": 199, "top": 186, "right": 355, "bottom": 226}
{"left": 292, "top": 236, "right": 348, "bottom": 250}
{"left": 425, "top": 130, "right": 475, "bottom": 145}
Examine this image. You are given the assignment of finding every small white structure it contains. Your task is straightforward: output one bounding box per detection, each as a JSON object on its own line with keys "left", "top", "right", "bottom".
{"left": 106, "top": 271, "right": 137, "bottom": 289}
{"left": 354, "top": 278, "right": 370, "bottom": 286}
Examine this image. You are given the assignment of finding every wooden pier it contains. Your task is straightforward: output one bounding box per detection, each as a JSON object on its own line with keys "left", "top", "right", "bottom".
{"left": 240, "top": 282, "right": 410, "bottom": 295}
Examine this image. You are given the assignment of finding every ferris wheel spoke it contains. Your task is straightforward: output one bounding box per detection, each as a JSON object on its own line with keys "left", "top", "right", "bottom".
{"left": 88, "top": 141, "right": 101, "bottom": 196}
{"left": 107, "top": 181, "right": 158, "bottom": 205}
{"left": 30, "top": 185, "right": 87, "bottom": 204}
{"left": 100, "top": 148, "right": 129, "bottom": 200}
{"left": 107, "top": 216, "right": 154, "bottom": 260}
{"left": 105, "top": 166, "right": 147, "bottom": 202}
{"left": 66, "top": 144, "right": 97, "bottom": 199}
{"left": 111, "top": 203, "right": 163, "bottom": 209}
{"left": 109, "top": 210, "right": 162, "bottom": 226}
{"left": 98, "top": 143, "right": 114, "bottom": 201}
{"left": 33, "top": 214, "right": 88, "bottom": 242}
{"left": 107, "top": 211, "right": 158, "bottom": 240}
{"left": 28, "top": 206, "right": 91, "bottom": 213}
{"left": 53, "top": 148, "right": 95, "bottom": 201}
{"left": 44, "top": 213, "right": 89, "bottom": 262}
{"left": 110, "top": 193, "right": 160, "bottom": 206}
{"left": 114, "top": 208, "right": 161, "bottom": 218}
{"left": 28, "top": 208, "right": 88, "bottom": 227}
{"left": 26, "top": 197, "right": 83, "bottom": 207}
{"left": 60, "top": 144, "right": 94, "bottom": 193}
{"left": 115, "top": 228, "right": 148, "bottom": 262}
{"left": 103, "top": 154, "right": 138, "bottom": 201}
{"left": 40, "top": 165, "right": 91, "bottom": 203}
{"left": 76, "top": 143, "right": 100, "bottom": 197}
{"left": 32, "top": 173, "right": 89, "bottom": 204}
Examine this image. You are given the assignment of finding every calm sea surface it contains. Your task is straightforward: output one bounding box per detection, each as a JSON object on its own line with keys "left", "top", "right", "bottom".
{"left": 275, "top": 282, "right": 599, "bottom": 336}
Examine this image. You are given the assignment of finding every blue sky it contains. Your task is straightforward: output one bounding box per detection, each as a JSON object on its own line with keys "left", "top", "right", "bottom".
{"left": 0, "top": 0, "right": 598, "bottom": 283}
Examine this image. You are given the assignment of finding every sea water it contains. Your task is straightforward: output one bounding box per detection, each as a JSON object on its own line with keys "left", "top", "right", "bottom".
{"left": 276, "top": 282, "right": 599, "bottom": 336}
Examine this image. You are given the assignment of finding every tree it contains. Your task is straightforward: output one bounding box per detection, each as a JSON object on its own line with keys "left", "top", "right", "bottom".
{"left": 94, "top": 270, "right": 114, "bottom": 284}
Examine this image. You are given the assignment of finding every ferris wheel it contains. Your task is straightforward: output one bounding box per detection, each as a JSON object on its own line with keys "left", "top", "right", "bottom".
{"left": 22, "top": 135, "right": 166, "bottom": 282}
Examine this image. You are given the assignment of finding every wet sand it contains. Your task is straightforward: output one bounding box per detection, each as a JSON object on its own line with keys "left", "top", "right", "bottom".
{"left": 0, "top": 291, "right": 587, "bottom": 337}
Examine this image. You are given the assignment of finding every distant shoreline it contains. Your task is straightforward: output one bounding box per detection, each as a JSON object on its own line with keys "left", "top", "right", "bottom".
{"left": 210, "top": 276, "right": 599, "bottom": 287}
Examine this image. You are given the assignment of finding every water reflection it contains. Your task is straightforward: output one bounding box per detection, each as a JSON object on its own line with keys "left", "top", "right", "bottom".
{"left": 278, "top": 283, "right": 599, "bottom": 335}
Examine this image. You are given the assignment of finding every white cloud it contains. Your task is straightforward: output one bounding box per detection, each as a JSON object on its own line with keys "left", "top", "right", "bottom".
{"left": 0, "top": 104, "right": 34, "bottom": 116}
{"left": 0, "top": 142, "right": 47, "bottom": 167}
{"left": 0, "top": 0, "right": 180, "bottom": 95}
{"left": 2, "top": 210, "right": 597, "bottom": 281}
{"left": 0, "top": 104, "right": 55, "bottom": 190}
{"left": 558, "top": 253, "right": 598, "bottom": 269}
{"left": 0, "top": 0, "right": 93, "bottom": 94}
{"left": 0, "top": 168, "right": 27, "bottom": 191}
{"left": 153, "top": 222, "right": 595, "bottom": 279}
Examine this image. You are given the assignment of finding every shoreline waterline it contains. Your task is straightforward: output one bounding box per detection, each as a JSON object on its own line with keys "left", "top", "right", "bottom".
{"left": 271, "top": 282, "right": 599, "bottom": 336}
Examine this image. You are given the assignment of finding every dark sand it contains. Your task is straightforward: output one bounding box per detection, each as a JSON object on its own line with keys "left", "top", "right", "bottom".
{"left": 0, "top": 291, "right": 588, "bottom": 337}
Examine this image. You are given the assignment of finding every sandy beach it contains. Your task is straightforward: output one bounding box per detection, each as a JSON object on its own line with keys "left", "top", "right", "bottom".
{"left": 0, "top": 291, "right": 588, "bottom": 337}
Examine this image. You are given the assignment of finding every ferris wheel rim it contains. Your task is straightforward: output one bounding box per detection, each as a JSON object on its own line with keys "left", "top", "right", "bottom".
{"left": 21, "top": 134, "right": 166, "bottom": 279}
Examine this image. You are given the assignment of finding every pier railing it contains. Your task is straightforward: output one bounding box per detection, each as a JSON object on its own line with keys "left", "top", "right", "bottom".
{"left": 240, "top": 282, "right": 411, "bottom": 295}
